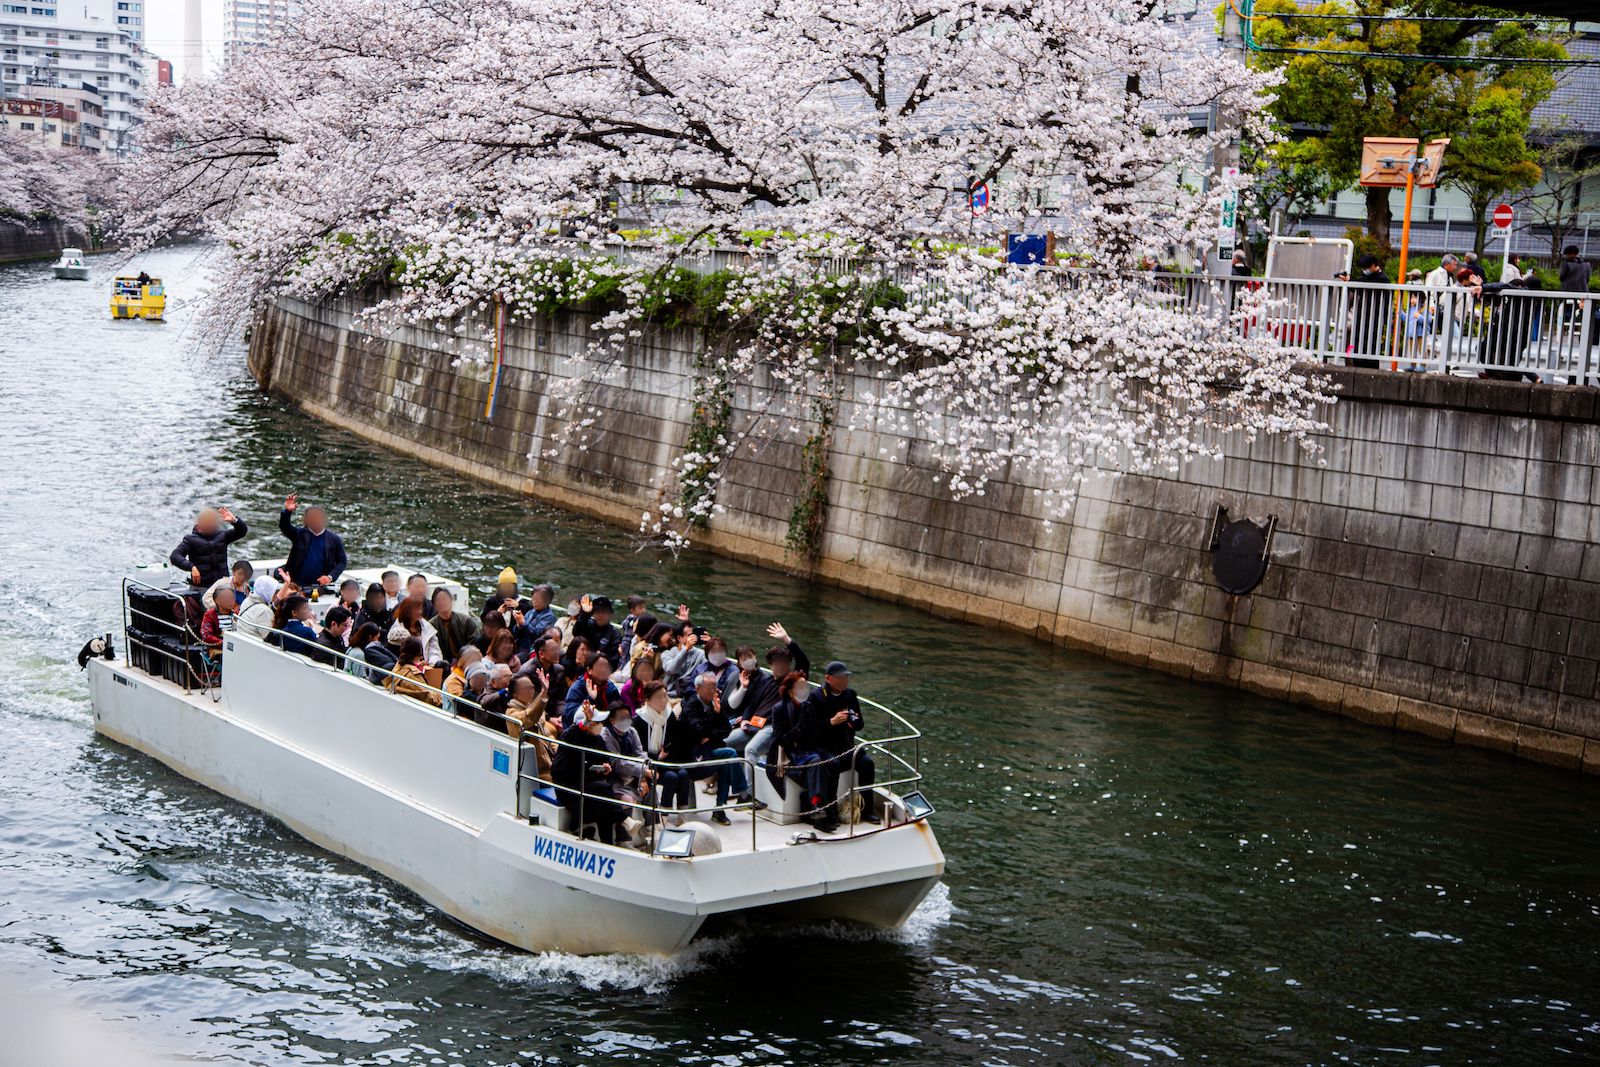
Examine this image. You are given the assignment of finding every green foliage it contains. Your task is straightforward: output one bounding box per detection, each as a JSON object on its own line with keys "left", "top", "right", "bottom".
{"left": 1444, "top": 86, "right": 1544, "bottom": 254}
{"left": 1247, "top": 1, "right": 1565, "bottom": 248}
{"left": 785, "top": 396, "right": 835, "bottom": 566}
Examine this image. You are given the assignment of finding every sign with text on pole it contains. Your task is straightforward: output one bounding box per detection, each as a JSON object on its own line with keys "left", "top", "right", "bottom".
{"left": 1493, "top": 203, "right": 1514, "bottom": 277}
{"left": 1217, "top": 166, "right": 1239, "bottom": 255}
{"left": 1360, "top": 136, "right": 1449, "bottom": 366}
{"left": 969, "top": 181, "right": 989, "bottom": 217}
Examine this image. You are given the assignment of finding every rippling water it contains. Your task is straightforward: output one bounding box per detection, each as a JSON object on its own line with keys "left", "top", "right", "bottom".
{"left": 1, "top": 247, "right": 1598, "bottom": 1064}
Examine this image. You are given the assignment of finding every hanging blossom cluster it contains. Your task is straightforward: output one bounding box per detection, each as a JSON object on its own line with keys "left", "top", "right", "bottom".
{"left": 115, "top": 0, "right": 1328, "bottom": 546}
{"left": 0, "top": 130, "right": 101, "bottom": 227}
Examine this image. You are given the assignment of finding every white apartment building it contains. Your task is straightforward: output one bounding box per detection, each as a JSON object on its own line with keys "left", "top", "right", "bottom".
{"left": 0, "top": 0, "right": 151, "bottom": 155}
{"left": 224, "top": 0, "right": 299, "bottom": 66}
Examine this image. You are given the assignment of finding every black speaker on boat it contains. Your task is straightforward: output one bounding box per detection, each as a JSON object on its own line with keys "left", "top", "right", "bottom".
{"left": 126, "top": 585, "right": 185, "bottom": 641}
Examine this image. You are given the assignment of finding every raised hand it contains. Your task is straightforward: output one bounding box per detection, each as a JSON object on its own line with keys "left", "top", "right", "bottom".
{"left": 284, "top": 493, "right": 298, "bottom": 512}
{"left": 676, "top": 603, "right": 690, "bottom": 621}
{"left": 580, "top": 594, "right": 593, "bottom": 613}
{"left": 766, "top": 622, "right": 790, "bottom": 644}
{"left": 217, "top": 506, "right": 236, "bottom": 523}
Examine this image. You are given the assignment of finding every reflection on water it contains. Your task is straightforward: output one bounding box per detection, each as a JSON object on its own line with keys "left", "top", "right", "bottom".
{"left": 0, "top": 247, "right": 1597, "bottom": 1064}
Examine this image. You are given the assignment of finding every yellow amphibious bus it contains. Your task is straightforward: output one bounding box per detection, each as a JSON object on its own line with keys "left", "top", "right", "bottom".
{"left": 110, "top": 275, "right": 166, "bottom": 320}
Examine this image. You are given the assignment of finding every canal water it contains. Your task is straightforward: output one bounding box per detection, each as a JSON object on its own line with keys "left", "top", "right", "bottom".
{"left": 1, "top": 246, "right": 1597, "bottom": 1065}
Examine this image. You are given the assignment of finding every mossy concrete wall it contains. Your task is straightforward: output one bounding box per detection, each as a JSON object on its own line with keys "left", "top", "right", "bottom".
{"left": 251, "top": 292, "right": 1600, "bottom": 774}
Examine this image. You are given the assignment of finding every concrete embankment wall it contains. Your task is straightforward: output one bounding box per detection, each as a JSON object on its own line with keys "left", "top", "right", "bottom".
{"left": 0, "top": 218, "right": 88, "bottom": 264}
{"left": 251, "top": 292, "right": 1600, "bottom": 773}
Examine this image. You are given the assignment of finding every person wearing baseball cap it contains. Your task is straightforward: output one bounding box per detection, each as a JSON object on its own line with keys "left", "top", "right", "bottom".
{"left": 801, "top": 660, "right": 879, "bottom": 827}
{"left": 552, "top": 703, "right": 624, "bottom": 845}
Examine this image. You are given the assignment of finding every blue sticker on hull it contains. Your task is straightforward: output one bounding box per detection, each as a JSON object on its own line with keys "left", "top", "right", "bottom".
{"left": 492, "top": 748, "right": 510, "bottom": 775}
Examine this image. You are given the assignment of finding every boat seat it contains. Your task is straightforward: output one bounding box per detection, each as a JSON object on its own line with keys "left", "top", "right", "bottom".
{"left": 754, "top": 763, "right": 857, "bottom": 825}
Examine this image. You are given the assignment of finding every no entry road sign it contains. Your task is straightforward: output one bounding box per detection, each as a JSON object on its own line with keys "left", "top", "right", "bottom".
{"left": 1493, "top": 203, "right": 1514, "bottom": 229}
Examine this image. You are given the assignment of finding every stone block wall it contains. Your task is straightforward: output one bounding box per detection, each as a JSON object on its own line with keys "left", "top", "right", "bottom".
{"left": 252, "top": 293, "right": 1600, "bottom": 773}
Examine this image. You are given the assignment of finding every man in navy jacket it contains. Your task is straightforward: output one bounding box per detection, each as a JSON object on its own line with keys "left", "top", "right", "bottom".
{"left": 803, "top": 661, "right": 879, "bottom": 824}
{"left": 277, "top": 493, "right": 347, "bottom": 588}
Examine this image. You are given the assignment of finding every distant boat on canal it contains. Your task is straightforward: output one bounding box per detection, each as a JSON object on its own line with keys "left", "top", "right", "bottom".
{"left": 110, "top": 274, "right": 166, "bottom": 320}
{"left": 52, "top": 248, "right": 89, "bottom": 281}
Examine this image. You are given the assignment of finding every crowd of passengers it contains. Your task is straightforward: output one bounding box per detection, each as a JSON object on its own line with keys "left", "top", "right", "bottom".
{"left": 170, "top": 497, "right": 879, "bottom": 843}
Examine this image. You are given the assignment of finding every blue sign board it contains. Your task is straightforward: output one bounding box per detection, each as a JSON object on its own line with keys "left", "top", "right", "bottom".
{"left": 1007, "top": 234, "right": 1049, "bottom": 265}
{"left": 492, "top": 748, "right": 511, "bottom": 776}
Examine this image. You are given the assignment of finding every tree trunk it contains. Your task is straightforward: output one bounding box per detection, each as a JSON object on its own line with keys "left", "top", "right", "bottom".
{"left": 1365, "top": 186, "right": 1392, "bottom": 251}
{"left": 1470, "top": 192, "right": 1490, "bottom": 258}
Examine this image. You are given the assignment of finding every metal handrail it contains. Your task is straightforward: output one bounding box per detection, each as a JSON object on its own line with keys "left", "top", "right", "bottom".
{"left": 123, "top": 579, "right": 929, "bottom": 851}
{"left": 515, "top": 736, "right": 762, "bottom": 853}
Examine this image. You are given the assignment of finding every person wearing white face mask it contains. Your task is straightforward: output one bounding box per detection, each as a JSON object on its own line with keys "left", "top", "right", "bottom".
{"left": 722, "top": 644, "right": 773, "bottom": 762}
{"left": 702, "top": 635, "right": 737, "bottom": 693}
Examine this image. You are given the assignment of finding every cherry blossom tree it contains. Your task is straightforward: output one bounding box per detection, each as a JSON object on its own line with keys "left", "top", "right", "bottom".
{"left": 0, "top": 130, "right": 99, "bottom": 227}
{"left": 117, "top": 0, "right": 1331, "bottom": 546}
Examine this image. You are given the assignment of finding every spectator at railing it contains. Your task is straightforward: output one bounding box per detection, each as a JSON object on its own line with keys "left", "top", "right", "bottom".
{"left": 672, "top": 672, "right": 754, "bottom": 824}
{"left": 552, "top": 706, "right": 625, "bottom": 845}
{"left": 635, "top": 681, "right": 686, "bottom": 814}
{"left": 170, "top": 506, "right": 248, "bottom": 588}
{"left": 387, "top": 595, "right": 441, "bottom": 665}
{"left": 202, "top": 559, "right": 254, "bottom": 613}
{"left": 602, "top": 698, "right": 650, "bottom": 832}
{"left": 275, "top": 595, "right": 320, "bottom": 660}
{"left": 443, "top": 645, "right": 483, "bottom": 707}
{"left": 504, "top": 671, "right": 547, "bottom": 739}
{"left": 276, "top": 494, "right": 346, "bottom": 589}
{"left": 1424, "top": 253, "right": 1458, "bottom": 291}
{"left": 347, "top": 622, "right": 389, "bottom": 682}
{"left": 806, "top": 661, "right": 879, "bottom": 825}
{"left": 1347, "top": 253, "right": 1391, "bottom": 369}
{"left": 1560, "top": 245, "right": 1591, "bottom": 296}
{"left": 386, "top": 637, "right": 441, "bottom": 707}
{"left": 200, "top": 587, "right": 237, "bottom": 647}
{"left": 770, "top": 670, "right": 833, "bottom": 830}
{"left": 432, "top": 587, "right": 480, "bottom": 665}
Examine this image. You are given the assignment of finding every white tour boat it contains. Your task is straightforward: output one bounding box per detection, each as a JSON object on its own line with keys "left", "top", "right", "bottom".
{"left": 53, "top": 247, "right": 90, "bottom": 280}
{"left": 84, "top": 566, "right": 944, "bottom": 956}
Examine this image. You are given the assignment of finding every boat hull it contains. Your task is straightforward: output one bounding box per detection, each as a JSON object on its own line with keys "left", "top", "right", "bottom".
{"left": 53, "top": 266, "right": 90, "bottom": 280}
{"left": 86, "top": 639, "right": 943, "bottom": 956}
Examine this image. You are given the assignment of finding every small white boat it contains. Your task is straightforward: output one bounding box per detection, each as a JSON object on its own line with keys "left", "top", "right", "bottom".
{"left": 52, "top": 247, "right": 90, "bottom": 280}
{"left": 86, "top": 566, "right": 945, "bottom": 956}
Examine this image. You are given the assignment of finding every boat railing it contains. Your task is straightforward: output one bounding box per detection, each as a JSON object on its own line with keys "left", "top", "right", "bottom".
{"left": 119, "top": 580, "right": 929, "bottom": 852}
{"left": 515, "top": 737, "right": 764, "bottom": 854}
{"left": 120, "top": 576, "right": 221, "bottom": 699}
